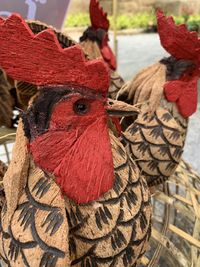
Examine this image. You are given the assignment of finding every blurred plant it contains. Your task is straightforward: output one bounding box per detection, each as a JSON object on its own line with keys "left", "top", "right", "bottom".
{"left": 64, "top": 13, "right": 90, "bottom": 28}
{"left": 187, "top": 15, "right": 200, "bottom": 32}
{"left": 64, "top": 12, "right": 200, "bottom": 33}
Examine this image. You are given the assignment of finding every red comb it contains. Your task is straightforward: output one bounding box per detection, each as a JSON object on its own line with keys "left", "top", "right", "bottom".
{"left": 0, "top": 14, "right": 109, "bottom": 93}
{"left": 157, "top": 10, "right": 200, "bottom": 118}
{"left": 157, "top": 9, "right": 200, "bottom": 63}
{"left": 90, "top": 0, "right": 109, "bottom": 31}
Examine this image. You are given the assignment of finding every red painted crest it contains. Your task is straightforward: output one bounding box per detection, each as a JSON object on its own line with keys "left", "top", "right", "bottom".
{"left": 90, "top": 0, "right": 109, "bottom": 31}
{"left": 157, "top": 10, "right": 200, "bottom": 117}
{"left": 0, "top": 14, "right": 109, "bottom": 92}
{"left": 89, "top": 0, "right": 117, "bottom": 70}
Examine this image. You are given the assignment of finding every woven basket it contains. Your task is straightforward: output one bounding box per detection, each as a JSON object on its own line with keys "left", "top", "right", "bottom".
{"left": 141, "top": 160, "right": 200, "bottom": 267}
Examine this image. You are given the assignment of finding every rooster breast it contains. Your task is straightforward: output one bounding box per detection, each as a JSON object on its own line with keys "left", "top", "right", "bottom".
{"left": 0, "top": 128, "right": 151, "bottom": 267}
{"left": 65, "top": 133, "right": 151, "bottom": 267}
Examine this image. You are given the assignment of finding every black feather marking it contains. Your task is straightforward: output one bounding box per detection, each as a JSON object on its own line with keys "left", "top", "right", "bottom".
{"left": 126, "top": 247, "right": 134, "bottom": 264}
{"left": 111, "top": 235, "right": 117, "bottom": 250}
{"left": 69, "top": 237, "right": 76, "bottom": 255}
{"left": 147, "top": 160, "right": 159, "bottom": 171}
{"left": 140, "top": 211, "right": 148, "bottom": 232}
{"left": 103, "top": 206, "right": 112, "bottom": 220}
{"left": 161, "top": 112, "right": 172, "bottom": 122}
{"left": 99, "top": 207, "right": 109, "bottom": 225}
{"left": 150, "top": 126, "right": 163, "bottom": 138}
{"left": 123, "top": 253, "right": 128, "bottom": 267}
{"left": 42, "top": 210, "right": 64, "bottom": 236}
{"left": 138, "top": 142, "right": 149, "bottom": 155}
{"left": 95, "top": 211, "right": 102, "bottom": 230}
{"left": 117, "top": 229, "right": 127, "bottom": 245}
{"left": 169, "top": 130, "right": 180, "bottom": 141}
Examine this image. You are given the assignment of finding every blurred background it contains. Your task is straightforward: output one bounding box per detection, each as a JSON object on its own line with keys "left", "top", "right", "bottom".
{"left": 0, "top": 0, "right": 200, "bottom": 172}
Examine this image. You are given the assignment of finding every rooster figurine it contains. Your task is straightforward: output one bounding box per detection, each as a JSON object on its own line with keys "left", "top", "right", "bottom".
{"left": 117, "top": 10, "right": 200, "bottom": 188}
{"left": 0, "top": 14, "right": 152, "bottom": 267}
{"left": 80, "top": 0, "right": 124, "bottom": 99}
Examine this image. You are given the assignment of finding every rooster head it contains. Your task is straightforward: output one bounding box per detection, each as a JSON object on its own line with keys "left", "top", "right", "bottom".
{"left": 80, "top": 0, "right": 117, "bottom": 70}
{"left": 0, "top": 14, "right": 137, "bottom": 204}
{"left": 157, "top": 9, "right": 200, "bottom": 118}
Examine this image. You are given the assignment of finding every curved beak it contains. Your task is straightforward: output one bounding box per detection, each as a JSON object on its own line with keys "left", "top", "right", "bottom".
{"left": 106, "top": 98, "right": 139, "bottom": 117}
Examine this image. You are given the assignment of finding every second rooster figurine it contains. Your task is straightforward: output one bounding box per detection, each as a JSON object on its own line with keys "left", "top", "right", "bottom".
{"left": 0, "top": 14, "right": 151, "bottom": 267}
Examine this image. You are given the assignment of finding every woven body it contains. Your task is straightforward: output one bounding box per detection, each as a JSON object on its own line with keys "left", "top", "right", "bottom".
{"left": 0, "top": 123, "right": 151, "bottom": 267}
{"left": 118, "top": 62, "right": 189, "bottom": 187}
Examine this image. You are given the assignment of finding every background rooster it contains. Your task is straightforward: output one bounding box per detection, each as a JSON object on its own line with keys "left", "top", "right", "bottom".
{"left": 80, "top": 0, "right": 124, "bottom": 99}
{"left": 0, "top": 14, "right": 152, "bottom": 267}
{"left": 117, "top": 10, "right": 200, "bottom": 188}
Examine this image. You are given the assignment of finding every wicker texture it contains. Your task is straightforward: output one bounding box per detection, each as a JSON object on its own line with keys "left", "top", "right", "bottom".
{"left": 141, "top": 160, "right": 200, "bottom": 267}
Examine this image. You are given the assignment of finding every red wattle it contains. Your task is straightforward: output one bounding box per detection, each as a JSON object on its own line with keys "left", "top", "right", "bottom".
{"left": 101, "top": 45, "right": 117, "bottom": 71}
{"left": 164, "top": 75, "right": 198, "bottom": 118}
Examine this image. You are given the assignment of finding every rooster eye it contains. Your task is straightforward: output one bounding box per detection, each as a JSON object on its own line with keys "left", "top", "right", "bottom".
{"left": 73, "top": 99, "right": 90, "bottom": 115}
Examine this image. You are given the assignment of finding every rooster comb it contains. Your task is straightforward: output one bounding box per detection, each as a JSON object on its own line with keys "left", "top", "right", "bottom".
{"left": 90, "top": 0, "right": 109, "bottom": 31}
{"left": 0, "top": 14, "right": 110, "bottom": 93}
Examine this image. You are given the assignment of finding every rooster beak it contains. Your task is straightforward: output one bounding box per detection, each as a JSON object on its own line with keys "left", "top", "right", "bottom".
{"left": 106, "top": 99, "right": 139, "bottom": 117}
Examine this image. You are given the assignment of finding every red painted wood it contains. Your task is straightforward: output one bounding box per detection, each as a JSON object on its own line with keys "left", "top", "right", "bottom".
{"left": 0, "top": 14, "right": 110, "bottom": 92}
{"left": 90, "top": 0, "right": 109, "bottom": 31}
{"left": 157, "top": 10, "right": 200, "bottom": 117}
{"left": 89, "top": 0, "right": 117, "bottom": 70}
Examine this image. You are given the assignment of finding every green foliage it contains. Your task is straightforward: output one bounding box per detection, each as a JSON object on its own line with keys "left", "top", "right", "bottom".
{"left": 173, "top": 16, "right": 185, "bottom": 25}
{"left": 65, "top": 13, "right": 90, "bottom": 28}
{"left": 109, "top": 12, "right": 156, "bottom": 30}
{"left": 64, "top": 12, "right": 200, "bottom": 31}
{"left": 187, "top": 15, "right": 200, "bottom": 31}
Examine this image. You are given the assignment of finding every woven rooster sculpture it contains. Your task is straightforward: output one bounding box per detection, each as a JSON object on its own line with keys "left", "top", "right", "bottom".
{"left": 117, "top": 10, "right": 200, "bottom": 187}
{"left": 0, "top": 14, "right": 152, "bottom": 267}
{"left": 80, "top": 0, "right": 124, "bottom": 99}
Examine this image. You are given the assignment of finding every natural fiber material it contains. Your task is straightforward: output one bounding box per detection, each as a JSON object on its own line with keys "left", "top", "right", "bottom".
{"left": 0, "top": 161, "right": 7, "bottom": 180}
{"left": 81, "top": 39, "right": 123, "bottom": 99}
{"left": 117, "top": 57, "right": 190, "bottom": 187}
{"left": 0, "top": 160, "right": 6, "bottom": 212}
{"left": 81, "top": 39, "right": 103, "bottom": 60}
{"left": 109, "top": 70, "right": 125, "bottom": 99}
{"left": 117, "top": 62, "right": 166, "bottom": 114}
{"left": 2, "top": 120, "right": 29, "bottom": 226}
{"left": 0, "top": 20, "right": 77, "bottom": 111}
{"left": 80, "top": 0, "right": 117, "bottom": 70}
{"left": 0, "top": 14, "right": 152, "bottom": 266}
{"left": 1, "top": 157, "right": 70, "bottom": 267}
{"left": 0, "top": 14, "right": 109, "bottom": 92}
{"left": 0, "top": 127, "right": 151, "bottom": 266}
{"left": 90, "top": 0, "right": 109, "bottom": 31}
{"left": 0, "top": 109, "right": 152, "bottom": 266}
{"left": 0, "top": 70, "right": 13, "bottom": 128}
{"left": 123, "top": 105, "right": 185, "bottom": 186}
{"left": 141, "top": 160, "right": 200, "bottom": 267}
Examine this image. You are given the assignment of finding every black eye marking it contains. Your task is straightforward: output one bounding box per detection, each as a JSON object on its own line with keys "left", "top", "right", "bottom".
{"left": 73, "top": 99, "right": 90, "bottom": 115}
